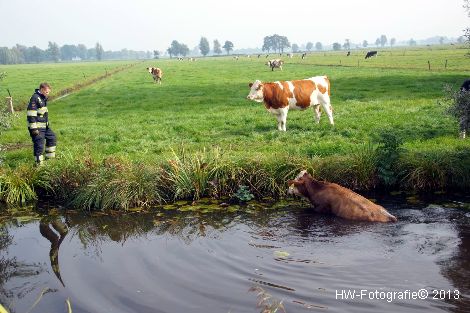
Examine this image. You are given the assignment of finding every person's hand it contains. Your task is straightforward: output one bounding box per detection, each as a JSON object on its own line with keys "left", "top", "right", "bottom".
{"left": 31, "top": 129, "right": 39, "bottom": 136}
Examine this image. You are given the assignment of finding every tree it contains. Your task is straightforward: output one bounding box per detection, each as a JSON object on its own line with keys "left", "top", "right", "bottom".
{"left": 77, "top": 44, "right": 87, "bottom": 59}
{"left": 292, "top": 43, "right": 299, "bottom": 53}
{"left": 409, "top": 38, "right": 417, "bottom": 46}
{"left": 47, "top": 41, "right": 60, "bottom": 62}
{"left": 95, "top": 42, "right": 104, "bottom": 61}
{"left": 153, "top": 50, "right": 160, "bottom": 59}
{"left": 343, "top": 39, "right": 350, "bottom": 50}
{"left": 213, "top": 39, "right": 222, "bottom": 55}
{"left": 262, "top": 34, "right": 290, "bottom": 53}
{"left": 279, "top": 36, "right": 290, "bottom": 53}
{"left": 306, "top": 42, "right": 313, "bottom": 51}
{"left": 315, "top": 42, "right": 323, "bottom": 50}
{"left": 199, "top": 37, "right": 210, "bottom": 56}
{"left": 29, "top": 46, "right": 45, "bottom": 63}
{"left": 390, "top": 38, "right": 396, "bottom": 47}
{"left": 60, "top": 44, "right": 79, "bottom": 60}
{"left": 380, "top": 35, "right": 387, "bottom": 47}
{"left": 167, "top": 40, "right": 180, "bottom": 58}
{"left": 375, "top": 38, "right": 381, "bottom": 47}
{"left": 332, "top": 42, "right": 341, "bottom": 51}
{"left": 457, "top": 36, "right": 465, "bottom": 44}
{"left": 223, "top": 40, "right": 234, "bottom": 54}
{"left": 439, "top": 37, "right": 445, "bottom": 45}
{"left": 262, "top": 36, "right": 273, "bottom": 52}
{"left": 180, "top": 44, "right": 189, "bottom": 57}
{"left": 362, "top": 40, "right": 368, "bottom": 48}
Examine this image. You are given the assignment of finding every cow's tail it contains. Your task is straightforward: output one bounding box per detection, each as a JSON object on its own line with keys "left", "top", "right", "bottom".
{"left": 324, "top": 76, "right": 331, "bottom": 96}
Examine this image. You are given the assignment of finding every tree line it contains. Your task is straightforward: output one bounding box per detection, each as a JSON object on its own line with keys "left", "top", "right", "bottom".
{"left": 0, "top": 42, "right": 151, "bottom": 64}
{"left": 168, "top": 38, "right": 234, "bottom": 58}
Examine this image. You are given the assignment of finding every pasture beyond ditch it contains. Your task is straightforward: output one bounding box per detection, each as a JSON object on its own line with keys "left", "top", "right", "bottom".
{"left": 0, "top": 46, "right": 469, "bottom": 208}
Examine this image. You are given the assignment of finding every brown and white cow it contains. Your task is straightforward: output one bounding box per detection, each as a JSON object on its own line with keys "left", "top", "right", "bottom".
{"left": 147, "top": 67, "right": 163, "bottom": 84}
{"left": 246, "top": 76, "right": 333, "bottom": 131}
{"left": 266, "top": 59, "right": 283, "bottom": 71}
{"left": 288, "top": 171, "right": 398, "bottom": 223}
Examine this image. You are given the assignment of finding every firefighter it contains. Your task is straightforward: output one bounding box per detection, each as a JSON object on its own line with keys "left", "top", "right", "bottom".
{"left": 27, "top": 82, "right": 56, "bottom": 165}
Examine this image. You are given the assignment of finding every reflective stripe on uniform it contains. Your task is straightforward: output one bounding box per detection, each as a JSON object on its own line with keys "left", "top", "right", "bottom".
{"left": 45, "top": 146, "right": 56, "bottom": 152}
{"left": 27, "top": 110, "right": 38, "bottom": 116}
{"left": 35, "top": 155, "right": 44, "bottom": 162}
{"left": 37, "top": 107, "right": 48, "bottom": 115}
{"left": 28, "top": 122, "right": 47, "bottom": 128}
{"left": 45, "top": 152, "right": 56, "bottom": 159}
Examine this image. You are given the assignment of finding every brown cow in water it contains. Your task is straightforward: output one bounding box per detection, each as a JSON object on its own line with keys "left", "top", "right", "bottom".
{"left": 288, "top": 171, "right": 397, "bottom": 223}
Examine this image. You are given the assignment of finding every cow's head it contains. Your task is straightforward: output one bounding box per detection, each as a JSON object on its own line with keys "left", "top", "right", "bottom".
{"left": 246, "top": 80, "right": 264, "bottom": 102}
{"left": 146, "top": 67, "right": 153, "bottom": 73}
{"left": 287, "top": 170, "right": 313, "bottom": 198}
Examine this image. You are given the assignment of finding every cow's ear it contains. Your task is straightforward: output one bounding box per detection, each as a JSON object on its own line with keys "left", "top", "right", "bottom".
{"left": 249, "top": 83, "right": 253, "bottom": 88}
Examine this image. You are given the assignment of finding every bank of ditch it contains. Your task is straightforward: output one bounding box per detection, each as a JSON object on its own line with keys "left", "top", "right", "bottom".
{"left": 0, "top": 143, "right": 469, "bottom": 210}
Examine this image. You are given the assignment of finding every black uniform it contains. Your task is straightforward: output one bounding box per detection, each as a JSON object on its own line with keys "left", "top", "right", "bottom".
{"left": 27, "top": 89, "right": 56, "bottom": 164}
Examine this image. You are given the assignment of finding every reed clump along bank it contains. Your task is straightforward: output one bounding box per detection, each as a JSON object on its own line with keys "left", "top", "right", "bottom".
{"left": 1, "top": 144, "right": 469, "bottom": 210}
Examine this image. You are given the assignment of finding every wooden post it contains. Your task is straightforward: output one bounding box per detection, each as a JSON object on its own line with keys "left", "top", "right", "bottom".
{"left": 428, "top": 60, "right": 431, "bottom": 70}
{"left": 445, "top": 59, "right": 448, "bottom": 69}
{"left": 357, "top": 60, "right": 360, "bottom": 67}
{"left": 340, "top": 60, "right": 342, "bottom": 65}
{"left": 5, "top": 97, "right": 13, "bottom": 113}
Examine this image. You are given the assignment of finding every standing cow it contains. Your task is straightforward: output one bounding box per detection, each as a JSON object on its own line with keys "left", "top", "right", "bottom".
{"left": 266, "top": 59, "right": 284, "bottom": 71}
{"left": 147, "top": 67, "right": 163, "bottom": 84}
{"left": 246, "top": 76, "right": 334, "bottom": 131}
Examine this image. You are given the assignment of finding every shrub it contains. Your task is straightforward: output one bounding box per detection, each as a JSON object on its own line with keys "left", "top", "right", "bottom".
{"left": 440, "top": 84, "right": 470, "bottom": 138}
{"left": 375, "top": 131, "right": 404, "bottom": 188}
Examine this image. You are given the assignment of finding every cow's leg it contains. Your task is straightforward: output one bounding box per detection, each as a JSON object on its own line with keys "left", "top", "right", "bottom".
{"left": 320, "top": 100, "right": 334, "bottom": 125}
{"left": 277, "top": 108, "right": 288, "bottom": 131}
{"left": 313, "top": 105, "right": 322, "bottom": 123}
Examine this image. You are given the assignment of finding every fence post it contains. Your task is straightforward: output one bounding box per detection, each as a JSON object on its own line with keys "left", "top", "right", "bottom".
{"left": 428, "top": 60, "right": 431, "bottom": 70}
{"left": 445, "top": 59, "right": 448, "bottom": 69}
{"left": 5, "top": 97, "right": 13, "bottom": 113}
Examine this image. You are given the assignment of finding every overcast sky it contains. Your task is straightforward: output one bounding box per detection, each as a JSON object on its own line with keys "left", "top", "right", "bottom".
{"left": 0, "top": 0, "right": 468, "bottom": 51}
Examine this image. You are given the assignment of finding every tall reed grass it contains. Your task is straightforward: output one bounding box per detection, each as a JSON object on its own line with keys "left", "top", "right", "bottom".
{"left": 0, "top": 146, "right": 469, "bottom": 210}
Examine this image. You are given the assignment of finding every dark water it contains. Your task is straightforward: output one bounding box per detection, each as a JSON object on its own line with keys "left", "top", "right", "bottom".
{"left": 1, "top": 196, "right": 469, "bottom": 313}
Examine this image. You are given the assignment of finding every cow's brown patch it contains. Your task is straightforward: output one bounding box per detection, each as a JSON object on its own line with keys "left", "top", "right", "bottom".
{"left": 292, "top": 80, "right": 316, "bottom": 108}
{"left": 317, "top": 83, "right": 327, "bottom": 94}
{"left": 262, "top": 82, "right": 290, "bottom": 109}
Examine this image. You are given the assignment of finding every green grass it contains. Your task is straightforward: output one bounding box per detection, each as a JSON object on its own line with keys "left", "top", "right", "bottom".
{"left": 0, "top": 46, "right": 469, "bottom": 207}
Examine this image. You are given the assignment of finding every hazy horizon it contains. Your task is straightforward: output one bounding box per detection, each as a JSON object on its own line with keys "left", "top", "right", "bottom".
{"left": 1, "top": 0, "right": 468, "bottom": 52}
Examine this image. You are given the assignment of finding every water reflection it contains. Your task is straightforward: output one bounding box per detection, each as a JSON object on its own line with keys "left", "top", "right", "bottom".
{"left": 39, "top": 218, "right": 69, "bottom": 287}
{"left": 0, "top": 223, "right": 47, "bottom": 313}
{"left": 0, "top": 196, "right": 469, "bottom": 313}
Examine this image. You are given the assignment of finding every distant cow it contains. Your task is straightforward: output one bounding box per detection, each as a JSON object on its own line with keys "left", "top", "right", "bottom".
{"left": 288, "top": 171, "right": 398, "bottom": 222}
{"left": 287, "top": 53, "right": 293, "bottom": 58}
{"left": 233, "top": 56, "right": 239, "bottom": 60}
{"left": 365, "top": 51, "right": 378, "bottom": 59}
{"left": 301, "top": 53, "right": 307, "bottom": 59}
{"left": 346, "top": 51, "right": 351, "bottom": 56}
{"left": 266, "top": 59, "right": 284, "bottom": 71}
{"left": 246, "top": 76, "right": 333, "bottom": 131}
{"left": 460, "top": 79, "right": 470, "bottom": 92}
{"left": 147, "top": 67, "right": 163, "bottom": 84}
{"left": 188, "top": 57, "right": 196, "bottom": 61}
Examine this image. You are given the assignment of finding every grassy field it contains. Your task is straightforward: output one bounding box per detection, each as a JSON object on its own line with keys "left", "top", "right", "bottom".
{"left": 0, "top": 46, "right": 469, "bottom": 208}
